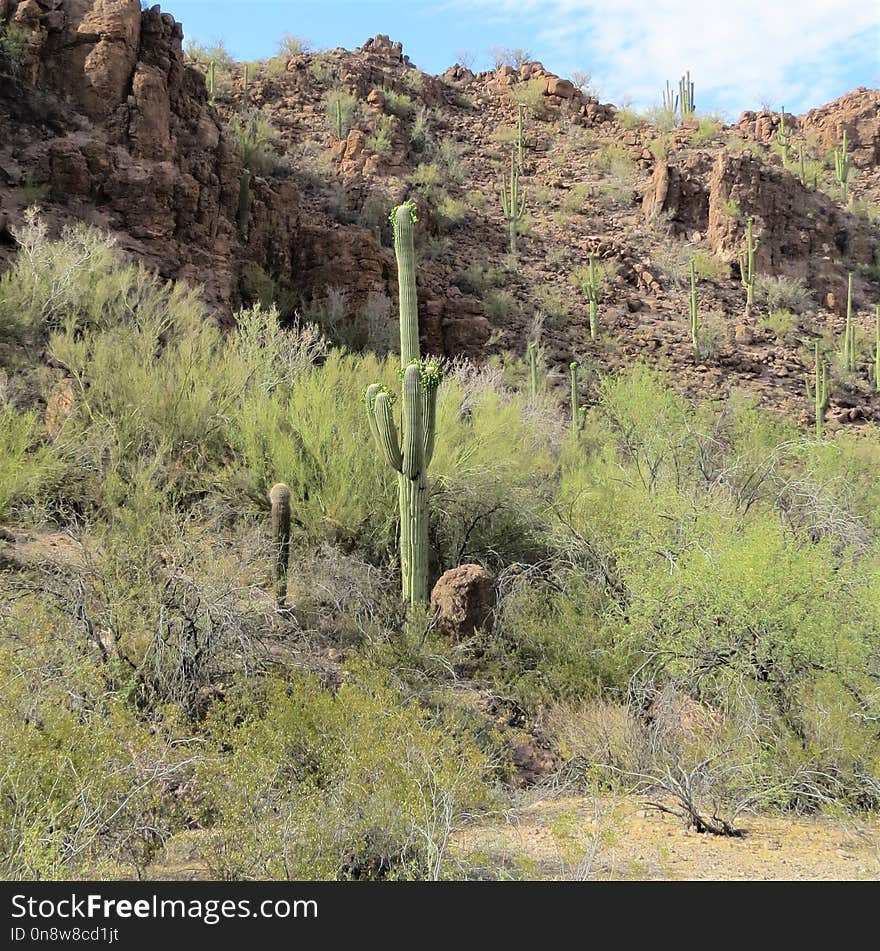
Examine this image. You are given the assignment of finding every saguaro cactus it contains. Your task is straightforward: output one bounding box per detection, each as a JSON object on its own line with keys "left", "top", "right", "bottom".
{"left": 242, "top": 62, "right": 250, "bottom": 109}
{"left": 500, "top": 151, "right": 526, "bottom": 255}
{"left": 679, "top": 71, "right": 695, "bottom": 117}
{"left": 834, "top": 130, "right": 851, "bottom": 203}
{"left": 269, "top": 482, "right": 292, "bottom": 609}
{"left": 334, "top": 96, "right": 344, "bottom": 139}
{"left": 739, "top": 216, "right": 759, "bottom": 315}
{"left": 527, "top": 340, "right": 540, "bottom": 400}
{"left": 365, "top": 202, "right": 443, "bottom": 607}
{"left": 689, "top": 260, "right": 700, "bottom": 357}
{"left": 580, "top": 254, "right": 600, "bottom": 340}
{"left": 776, "top": 107, "right": 791, "bottom": 164}
{"left": 661, "top": 79, "right": 679, "bottom": 126}
{"left": 814, "top": 341, "right": 829, "bottom": 438}
{"left": 843, "top": 272, "right": 856, "bottom": 373}
{"left": 208, "top": 60, "right": 216, "bottom": 100}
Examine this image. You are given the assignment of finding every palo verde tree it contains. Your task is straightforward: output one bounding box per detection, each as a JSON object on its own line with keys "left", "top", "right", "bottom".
{"left": 365, "top": 202, "right": 443, "bottom": 607}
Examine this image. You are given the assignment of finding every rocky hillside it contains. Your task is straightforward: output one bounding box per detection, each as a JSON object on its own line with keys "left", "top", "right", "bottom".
{"left": 1, "top": 0, "right": 879, "bottom": 429}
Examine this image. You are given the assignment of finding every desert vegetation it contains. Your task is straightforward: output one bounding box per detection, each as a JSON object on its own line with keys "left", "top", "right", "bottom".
{"left": 1, "top": 207, "right": 879, "bottom": 880}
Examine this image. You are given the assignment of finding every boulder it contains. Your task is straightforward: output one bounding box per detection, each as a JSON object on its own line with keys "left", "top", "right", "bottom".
{"left": 430, "top": 564, "right": 496, "bottom": 639}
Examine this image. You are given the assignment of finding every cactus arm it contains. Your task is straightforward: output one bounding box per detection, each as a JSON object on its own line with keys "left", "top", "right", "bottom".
{"left": 372, "top": 390, "right": 403, "bottom": 472}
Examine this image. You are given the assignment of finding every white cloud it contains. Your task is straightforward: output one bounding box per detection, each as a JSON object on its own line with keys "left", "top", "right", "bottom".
{"left": 452, "top": 0, "right": 880, "bottom": 114}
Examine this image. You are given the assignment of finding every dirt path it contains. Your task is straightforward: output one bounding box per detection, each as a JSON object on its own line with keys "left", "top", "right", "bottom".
{"left": 454, "top": 794, "right": 880, "bottom": 880}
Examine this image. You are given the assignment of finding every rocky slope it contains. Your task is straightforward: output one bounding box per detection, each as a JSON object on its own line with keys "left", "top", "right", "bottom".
{"left": 1, "top": 1, "right": 879, "bottom": 428}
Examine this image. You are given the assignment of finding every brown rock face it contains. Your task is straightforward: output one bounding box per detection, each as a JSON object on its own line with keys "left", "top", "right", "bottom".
{"left": 42, "top": 0, "right": 142, "bottom": 120}
{"left": 644, "top": 146, "right": 878, "bottom": 304}
{"left": 0, "top": 0, "right": 297, "bottom": 311}
{"left": 706, "top": 150, "right": 877, "bottom": 300}
{"left": 430, "top": 564, "right": 496, "bottom": 639}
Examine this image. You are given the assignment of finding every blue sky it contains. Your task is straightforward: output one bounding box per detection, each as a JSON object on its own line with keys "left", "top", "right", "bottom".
{"left": 167, "top": 0, "right": 879, "bottom": 118}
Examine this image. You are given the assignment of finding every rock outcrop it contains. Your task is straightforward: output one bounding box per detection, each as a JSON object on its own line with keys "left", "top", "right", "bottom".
{"left": 430, "top": 564, "right": 496, "bottom": 639}
{"left": 0, "top": 0, "right": 294, "bottom": 310}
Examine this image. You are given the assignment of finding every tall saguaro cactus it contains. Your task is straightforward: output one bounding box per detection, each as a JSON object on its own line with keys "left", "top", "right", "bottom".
{"left": 679, "top": 70, "right": 695, "bottom": 118}
{"left": 776, "top": 107, "right": 791, "bottom": 164}
{"left": 814, "top": 341, "right": 829, "bottom": 438}
{"left": 661, "top": 79, "right": 679, "bottom": 126}
{"left": 843, "top": 272, "right": 856, "bottom": 373}
{"left": 365, "top": 202, "right": 443, "bottom": 607}
{"left": 834, "top": 130, "right": 851, "bottom": 203}
{"left": 689, "top": 260, "right": 700, "bottom": 357}
{"left": 269, "top": 483, "right": 292, "bottom": 608}
{"left": 739, "top": 216, "right": 759, "bottom": 315}
{"left": 527, "top": 340, "right": 540, "bottom": 400}
{"left": 500, "top": 151, "right": 526, "bottom": 256}
{"left": 580, "top": 254, "right": 600, "bottom": 340}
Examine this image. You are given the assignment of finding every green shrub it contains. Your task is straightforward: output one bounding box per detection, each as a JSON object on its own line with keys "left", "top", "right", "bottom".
{"left": 762, "top": 308, "right": 799, "bottom": 340}
{"left": 308, "top": 56, "right": 335, "bottom": 84}
{"left": 510, "top": 79, "right": 548, "bottom": 118}
{"left": 691, "top": 116, "right": 722, "bottom": 146}
{"left": 615, "top": 107, "right": 648, "bottom": 130}
{"left": 482, "top": 289, "right": 514, "bottom": 324}
{"left": 277, "top": 34, "right": 310, "bottom": 57}
{"left": 227, "top": 109, "right": 279, "bottom": 175}
{"left": 755, "top": 273, "right": 811, "bottom": 313}
{"left": 0, "top": 24, "right": 33, "bottom": 75}
{"left": 367, "top": 114, "right": 397, "bottom": 154}
{"left": 691, "top": 249, "right": 725, "bottom": 280}
{"left": 382, "top": 87, "right": 415, "bottom": 118}
{"left": 0, "top": 406, "right": 60, "bottom": 521}
{"left": 562, "top": 182, "right": 593, "bottom": 214}
{"left": 324, "top": 88, "right": 359, "bottom": 139}
{"left": 197, "top": 669, "right": 492, "bottom": 880}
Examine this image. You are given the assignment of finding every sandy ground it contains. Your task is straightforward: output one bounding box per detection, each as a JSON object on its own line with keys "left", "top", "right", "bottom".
{"left": 454, "top": 794, "right": 880, "bottom": 880}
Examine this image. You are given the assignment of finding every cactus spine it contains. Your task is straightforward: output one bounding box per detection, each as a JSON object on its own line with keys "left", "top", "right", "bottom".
{"left": 237, "top": 168, "right": 251, "bottom": 240}
{"left": 678, "top": 71, "right": 695, "bottom": 118}
{"left": 814, "top": 341, "right": 829, "bottom": 438}
{"left": 269, "top": 483, "right": 292, "bottom": 609}
{"left": 689, "top": 259, "right": 700, "bottom": 357}
{"left": 843, "top": 271, "right": 855, "bottom": 373}
{"left": 834, "top": 129, "right": 851, "bottom": 203}
{"left": 581, "top": 254, "right": 600, "bottom": 340}
{"left": 500, "top": 151, "right": 526, "bottom": 255}
{"left": 738, "top": 215, "right": 758, "bottom": 314}
{"left": 527, "top": 340, "right": 540, "bottom": 400}
{"left": 776, "top": 107, "right": 791, "bottom": 164}
{"left": 365, "top": 203, "right": 443, "bottom": 607}
{"left": 569, "top": 362, "right": 584, "bottom": 440}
